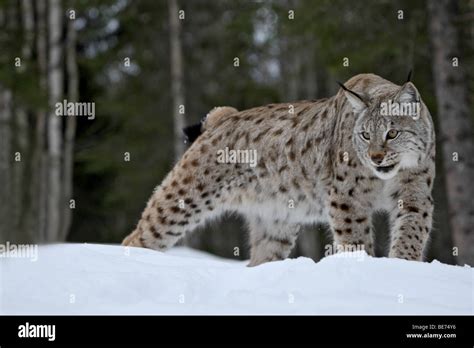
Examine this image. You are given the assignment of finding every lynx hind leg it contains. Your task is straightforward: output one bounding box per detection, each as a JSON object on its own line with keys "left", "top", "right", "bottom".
{"left": 121, "top": 185, "right": 196, "bottom": 251}
{"left": 247, "top": 216, "right": 301, "bottom": 267}
{"left": 122, "top": 148, "right": 224, "bottom": 251}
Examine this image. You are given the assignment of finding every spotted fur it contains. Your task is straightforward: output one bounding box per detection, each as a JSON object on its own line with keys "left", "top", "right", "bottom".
{"left": 122, "top": 73, "right": 435, "bottom": 266}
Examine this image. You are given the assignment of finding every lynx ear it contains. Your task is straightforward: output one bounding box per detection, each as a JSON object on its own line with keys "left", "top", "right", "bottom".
{"left": 338, "top": 82, "right": 367, "bottom": 114}
{"left": 396, "top": 82, "right": 420, "bottom": 104}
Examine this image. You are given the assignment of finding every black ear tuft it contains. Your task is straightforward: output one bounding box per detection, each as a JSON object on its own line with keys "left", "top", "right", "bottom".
{"left": 183, "top": 123, "right": 203, "bottom": 145}
{"left": 406, "top": 69, "right": 412, "bottom": 83}
{"left": 337, "top": 81, "right": 365, "bottom": 102}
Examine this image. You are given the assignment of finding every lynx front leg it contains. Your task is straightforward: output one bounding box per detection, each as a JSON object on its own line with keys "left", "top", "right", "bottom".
{"left": 388, "top": 173, "right": 434, "bottom": 261}
{"left": 328, "top": 187, "right": 375, "bottom": 256}
{"left": 247, "top": 217, "right": 300, "bottom": 267}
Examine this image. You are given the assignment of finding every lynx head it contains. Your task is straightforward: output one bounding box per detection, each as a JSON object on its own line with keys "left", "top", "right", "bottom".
{"left": 341, "top": 81, "right": 433, "bottom": 180}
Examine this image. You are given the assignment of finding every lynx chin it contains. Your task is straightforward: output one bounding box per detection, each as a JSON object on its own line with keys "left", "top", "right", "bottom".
{"left": 123, "top": 74, "right": 435, "bottom": 266}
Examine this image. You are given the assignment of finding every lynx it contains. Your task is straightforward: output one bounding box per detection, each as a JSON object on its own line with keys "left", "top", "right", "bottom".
{"left": 122, "top": 73, "right": 435, "bottom": 266}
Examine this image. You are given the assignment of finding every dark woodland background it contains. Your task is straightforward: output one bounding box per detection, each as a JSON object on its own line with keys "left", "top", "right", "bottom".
{"left": 0, "top": 0, "right": 473, "bottom": 265}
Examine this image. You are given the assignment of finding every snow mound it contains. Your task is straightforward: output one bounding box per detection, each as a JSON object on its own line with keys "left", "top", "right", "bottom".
{"left": 1, "top": 243, "right": 472, "bottom": 314}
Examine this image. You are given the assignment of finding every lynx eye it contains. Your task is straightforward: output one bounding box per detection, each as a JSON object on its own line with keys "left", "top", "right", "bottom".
{"left": 360, "top": 131, "right": 370, "bottom": 141}
{"left": 386, "top": 129, "right": 399, "bottom": 140}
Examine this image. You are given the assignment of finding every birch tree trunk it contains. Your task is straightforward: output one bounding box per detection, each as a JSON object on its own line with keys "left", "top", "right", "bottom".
{"left": 47, "top": 0, "right": 64, "bottom": 241}
{"left": 62, "top": 4, "right": 78, "bottom": 240}
{"left": 168, "top": 0, "right": 185, "bottom": 161}
{"left": 428, "top": 0, "right": 474, "bottom": 265}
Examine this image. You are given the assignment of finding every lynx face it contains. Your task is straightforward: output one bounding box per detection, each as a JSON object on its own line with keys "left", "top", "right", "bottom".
{"left": 346, "top": 82, "right": 432, "bottom": 180}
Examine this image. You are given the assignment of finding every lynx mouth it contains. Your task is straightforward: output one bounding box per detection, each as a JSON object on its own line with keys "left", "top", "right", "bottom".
{"left": 375, "top": 164, "right": 396, "bottom": 173}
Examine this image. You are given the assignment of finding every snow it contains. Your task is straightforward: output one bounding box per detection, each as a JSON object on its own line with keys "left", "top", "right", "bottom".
{"left": 1, "top": 243, "right": 472, "bottom": 315}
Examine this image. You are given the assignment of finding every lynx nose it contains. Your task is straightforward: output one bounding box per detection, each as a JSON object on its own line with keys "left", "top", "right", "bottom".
{"left": 370, "top": 151, "right": 385, "bottom": 165}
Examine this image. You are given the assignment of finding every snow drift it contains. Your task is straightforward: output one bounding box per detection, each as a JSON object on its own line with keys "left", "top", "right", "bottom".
{"left": 1, "top": 243, "right": 472, "bottom": 315}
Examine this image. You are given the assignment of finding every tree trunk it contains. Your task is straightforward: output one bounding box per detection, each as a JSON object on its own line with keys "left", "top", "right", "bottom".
{"left": 62, "top": 4, "right": 78, "bottom": 241}
{"left": 13, "top": 107, "right": 29, "bottom": 241}
{"left": 0, "top": 2, "right": 21, "bottom": 242}
{"left": 14, "top": 0, "right": 35, "bottom": 241}
{"left": 428, "top": 0, "right": 474, "bottom": 265}
{"left": 168, "top": 0, "right": 185, "bottom": 161}
{"left": 0, "top": 86, "right": 13, "bottom": 242}
{"left": 32, "top": 0, "right": 48, "bottom": 242}
{"left": 47, "top": 0, "right": 64, "bottom": 241}
{"left": 21, "top": 0, "right": 34, "bottom": 59}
